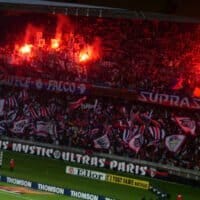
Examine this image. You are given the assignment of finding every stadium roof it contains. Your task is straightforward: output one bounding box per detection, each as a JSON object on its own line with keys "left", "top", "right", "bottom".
{"left": 0, "top": 0, "right": 199, "bottom": 23}
{"left": 0, "top": 0, "right": 122, "bottom": 10}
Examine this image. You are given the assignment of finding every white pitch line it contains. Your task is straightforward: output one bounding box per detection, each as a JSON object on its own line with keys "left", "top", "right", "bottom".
{"left": 0, "top": 189, "right": 34, "bottom": 200}
{"left": 0, "top": 188, "right": 21, "bottom": 194}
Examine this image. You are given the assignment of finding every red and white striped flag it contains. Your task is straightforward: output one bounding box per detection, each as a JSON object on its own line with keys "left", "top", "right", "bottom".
{"left": 6, "top": 96, "right": 18, "bottom": 108}
{"left": 148, "top": 126, "right": 166, "bottom": 141}
{"left": 39, "top": 106, "right": 50, "bottom": 118}
{"left": 29, "top": 106, "right": 39, "bottom": 120}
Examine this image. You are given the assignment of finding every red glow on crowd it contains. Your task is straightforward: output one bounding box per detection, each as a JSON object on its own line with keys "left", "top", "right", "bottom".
{"left": 19, "top": 44, "right": 33, "bottom": 55}
{"left": 78, "top": 38, "right": 101, "bottom": 64}
{"left": 11, "top": 17, "right": 101, "bottom": 65}
{"left": 193, "top": 87, "right": 200, "bottom": 97}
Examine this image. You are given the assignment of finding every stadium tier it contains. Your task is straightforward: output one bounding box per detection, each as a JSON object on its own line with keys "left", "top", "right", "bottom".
{"left": 0, "top": 5, "right": 200, "bottom": 200}
{"left": 0, "top": 11, "right": 200, "bottom": 97}
{"left": 0, "top": 86, "right": 199, "bottom": 170}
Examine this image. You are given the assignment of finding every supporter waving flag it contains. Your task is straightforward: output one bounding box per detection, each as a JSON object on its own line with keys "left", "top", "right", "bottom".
{"left": 10, "top": 119, "right": 30, "bottom": 134}
{"left": 48, "top": 103, "right": 57, "bottom": 116}
{"left": 128, "top": 133, "right": 144, "bottom": 153}
{"left": 148, "top": 126, "right": 166, "bottom": 141}
{"left": 39, "top": 106, "right": 50, "bottom": 118}
{"left": 122, "top": 125, "right": 144, "bottom": 143}
{"left": 69, "top": 96, "right": 87, "bottom": 110}
{"left": 171, "top": 77, "right": 184, "bottom": 90}
{"left": 0, "top": 121, "right": 6, "bottom": 135}
{"left": 6, "top": 110, "right": 18, "bottom": 122}
{"left": 165, "top": 134, "right": 186, "bottom": 153}
{"left": 6, "top": 96, "right": 18, "bottom": 109}
{"left": 94, "top": 134, "right": 110, "bottom": 149}
{"left": 34, "top": 121, "right": 50, "bottom": 137}
{"left": 18, "top": 89, "right": 29, "bottom": 102}
{"left": 29, "top": 106, "right": 39, "bottom": 120}
{"left": 48, "top": 122, "right": 57, "bottom": 139}
{"left": 174, "top": 116, "right": 196, "bottom": 136}
{"left": 0, "top": 99, "right": 5, "bottom": 116}
{"left": 123, "top": 128, "right": 135, "bottom": 143}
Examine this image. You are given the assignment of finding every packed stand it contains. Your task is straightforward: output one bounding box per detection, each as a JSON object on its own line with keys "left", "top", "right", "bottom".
{"left": 0, "top": 86, "right": 199, "bottom": 170}
{"left": 0, "top": 13, "right": 200, "bottom": 97}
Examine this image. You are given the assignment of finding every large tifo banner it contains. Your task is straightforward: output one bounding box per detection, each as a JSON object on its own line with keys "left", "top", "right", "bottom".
{"left": 0, "top": 140, "right": 167, "bottom": 178}
{"left": 0, "top": 74, "right": 90, "bottom": 95}
{"left": 66, "top": 166, "right": 149, "bottom": 190}
{"left": 0, "top": 175, "right": 115, "bottom": 200}
{"left": 138, "top": 91, "right": 200, "bottom": 109}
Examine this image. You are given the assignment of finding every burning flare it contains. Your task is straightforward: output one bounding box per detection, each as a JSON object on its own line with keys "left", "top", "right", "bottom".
{"left": 78, "top": 37, "right": 101, "bottom": 64}
{"left": 19, "top": 44, "right": 33, "bottom": 55}
{"left": 51, "top": 39, "right": 60, "bottom": 49}
{"left": 79, "top": 51, "right": 90, "bottom": 63}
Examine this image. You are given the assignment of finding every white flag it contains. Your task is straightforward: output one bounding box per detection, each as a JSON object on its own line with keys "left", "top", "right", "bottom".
{"left": 128, "top": 133, "right": 144, "bottom": 153}
{"left": 10, "top": 119, "right": 30, "bottom": 134}
{"left": 34, "top": 121, "right": 49, "bottom": 137}
{"left": 94, "top": 134, "right": 110, "bottom": 149}
{"left": 165, "top": 135, "right": 186, "bottom": 152}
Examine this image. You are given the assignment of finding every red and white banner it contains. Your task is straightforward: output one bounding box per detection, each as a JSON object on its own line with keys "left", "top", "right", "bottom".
{"left": 138, "top": 91, "right": 200, "bottom": 110}
{"left": 1, "top": 74, "right": 200, "bottom": 110}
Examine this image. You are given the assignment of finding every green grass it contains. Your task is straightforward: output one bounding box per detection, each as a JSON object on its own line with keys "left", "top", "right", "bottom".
{"left": 0, "top": 182, "right": 77, "bottom": 200}
{"left": 0, "top": 151, "right": 199, "bottom": 200}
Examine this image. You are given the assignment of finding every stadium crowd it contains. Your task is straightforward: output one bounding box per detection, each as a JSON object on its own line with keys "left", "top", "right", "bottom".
{"left": 0, "top": 14, "right": 200, "bottom": 97}
{"left": 0, "top": 86, "right": 199, "bottom": 171}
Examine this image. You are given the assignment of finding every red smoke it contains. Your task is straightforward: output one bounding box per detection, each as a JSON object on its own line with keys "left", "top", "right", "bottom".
{"left": 55, "top": 14, "right": 73, "bottom": 41}
{"left": 11, "top": 15, "right": 102, "bottom": 66}
{"left": 24, "top": 24, "right": 43, "bottom": 44}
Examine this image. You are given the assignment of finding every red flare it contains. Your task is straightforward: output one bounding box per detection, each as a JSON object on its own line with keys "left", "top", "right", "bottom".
{"left": 79, "top": 51, "right": 90, "bottom": 63}
{"left": 19, "top": 44, "right": 32, "bottom": 55}
{"left": 51, "top": 39, "right": 60, "bottom": 49}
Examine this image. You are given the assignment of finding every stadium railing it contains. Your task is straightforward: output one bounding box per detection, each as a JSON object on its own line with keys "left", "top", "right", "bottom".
{"left": 1, "top": 136, "right": 200, "bottom": 183}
